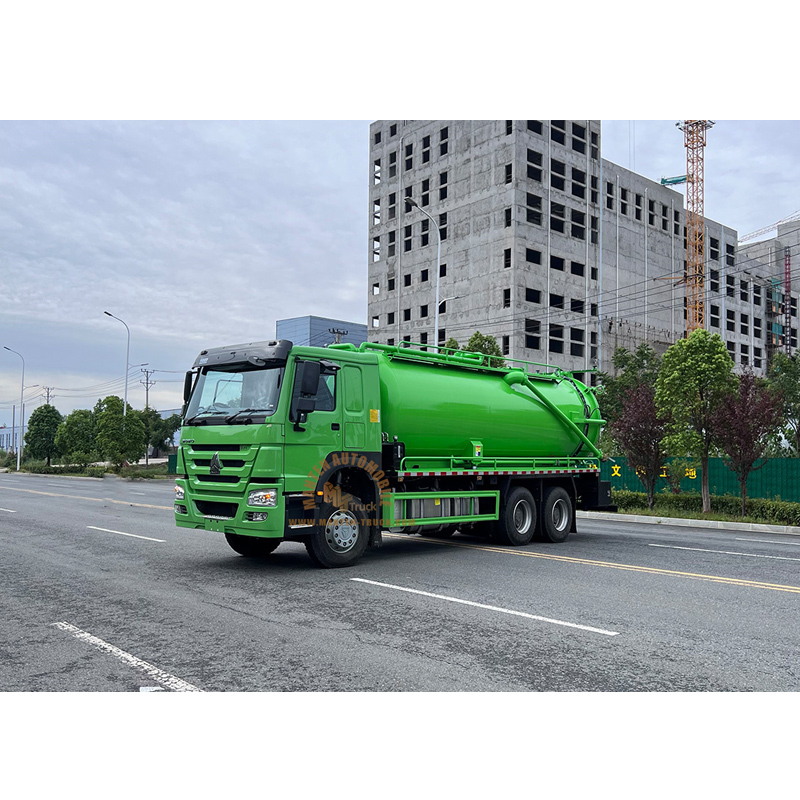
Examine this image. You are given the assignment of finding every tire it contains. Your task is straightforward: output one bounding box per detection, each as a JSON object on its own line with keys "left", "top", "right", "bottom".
{"left": 495, "top": 486, "right": 537, "bottom": 546}
{"left": 539, "top": 486, "right": 572, "bottom": 543}
{"left": 305, "top": 497, "right": 369, "bottom": 568}
{"left": 225, "top": 532, "right": 281, "bottom": 557}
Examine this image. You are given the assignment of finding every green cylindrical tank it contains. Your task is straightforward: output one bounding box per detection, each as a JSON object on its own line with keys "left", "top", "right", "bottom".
{"left": 373, "top": 348, "right": 601, "bottom": 461}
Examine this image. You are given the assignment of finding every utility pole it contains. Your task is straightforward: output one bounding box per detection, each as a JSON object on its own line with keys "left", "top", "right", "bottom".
{"left": 328, "top": 328, "right": 347, "bottom": 345}
{"left": 42, "top": 387, "right": 55, "bottom": 404}
{"left": 140, "top": 368, "right": 156, "bottom": 466}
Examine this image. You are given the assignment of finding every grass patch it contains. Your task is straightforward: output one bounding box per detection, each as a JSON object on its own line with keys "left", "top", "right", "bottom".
{"left": 119, "top": 463, "right": 169, "bottom": 480}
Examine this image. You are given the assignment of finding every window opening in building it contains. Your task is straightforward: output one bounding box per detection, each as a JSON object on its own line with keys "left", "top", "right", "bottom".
{"left": 525, "top": 319, "right": 541, "bottom": 349}
{"left": 551, "top": 159, "right": 566, "bottom": 191}
{"left": 505, "top": 163, "right": 513, "bottom": 184}
{"left": 527, "top": 149, "right": 542, "bottom": 182}
{"left": 373, "top": 159, "right": 381, "bottom": 185}
{"left": 551, "top": 202, "right": 565, "bottom": 233}
{"left": 549, "top": 324, "right": 564, "bottom": 353}
{"left": 526, "top": 193, "right": 542, "bottom": 225}
{"left": 526, "top": 288, "right": 541, "bottom": 303}
{"left": 526, "top": 247, "right": 542, "bottom": 264}
{"left": 504, "top": 248, "right": 511, "bottom": 269}
{"left": 503, "top": 288, "right": 511, "bottom": 308}
{"left": 551, "top": 121, "right": 566, "bottom": 145}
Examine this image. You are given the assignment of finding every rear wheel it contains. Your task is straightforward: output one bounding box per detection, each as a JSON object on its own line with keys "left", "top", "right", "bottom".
{"left": 225, "top": 532, "right": 281, "bottom": 557}
{"left": 539, "top": 486, "right": 572, "bottom": 543}
{"left": 305, "top": 498, "right": 369, "bottom": 568}
{"left": 495, "top": 486, "right": 537, "bottom": 546}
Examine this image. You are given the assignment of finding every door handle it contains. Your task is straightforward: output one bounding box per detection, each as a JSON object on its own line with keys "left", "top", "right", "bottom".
{"left": 331, "top": 423, "right": 340, "bottom": 431}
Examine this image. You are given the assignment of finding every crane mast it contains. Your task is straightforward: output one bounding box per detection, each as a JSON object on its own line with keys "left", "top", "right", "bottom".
{"left": 678, "top": 120, "right": 714, "bottom": 334}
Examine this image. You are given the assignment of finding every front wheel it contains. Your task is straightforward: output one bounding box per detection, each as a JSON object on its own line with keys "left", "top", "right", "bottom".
{"left": 305, "top": 498, "right": 369, "bottom": 568}
{"left": 225, "top": 532, "right": 281, "bottom": 557}
{"left": 539, "top": 486, "right": 573, "bottom": 543}
{"left": 495, "top": 486, "right": 537, "bottom": 546}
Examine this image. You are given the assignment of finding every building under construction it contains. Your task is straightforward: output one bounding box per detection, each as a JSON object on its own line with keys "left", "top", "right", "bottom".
{"left": 367, "top": 120, "right": 795, "bottom": 379}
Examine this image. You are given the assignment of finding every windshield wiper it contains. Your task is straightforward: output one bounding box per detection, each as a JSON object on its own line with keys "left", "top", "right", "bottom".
{"left": 224, "top": 408, "right": 268, "bottom": 424}
{"left": 184, "top": 409, "right": 228, "bottom": 425}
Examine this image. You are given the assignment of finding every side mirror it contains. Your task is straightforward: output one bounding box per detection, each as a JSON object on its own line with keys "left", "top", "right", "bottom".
{"left": 183, "top": 371, "right": 194, "bottom": 404}
{"left": 291, "top": 361, "right": 321, "bottom": 430}
{"left": 300, "top": 361, "right": 321, "bottom": 395}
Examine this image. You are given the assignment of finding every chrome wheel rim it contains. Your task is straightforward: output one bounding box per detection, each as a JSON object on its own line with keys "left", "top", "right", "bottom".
{"left": 325, "top": 510, "right": 360, "bottom": 553}
{"left": 551, "top": 498, "right": 569, "bottom": 532}
{"left": 512, "top": 499, "right": 532, "bottom": 534}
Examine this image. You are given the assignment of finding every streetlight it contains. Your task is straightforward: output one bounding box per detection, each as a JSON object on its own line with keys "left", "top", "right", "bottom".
{"left": 405, "top": 197, "right": 443, "bottom": 347}
{"left": 104, "top": 311, "right": 130, "bottom": 416}
{"left": 3, "top": 346, "right": 24, "bottom": 471}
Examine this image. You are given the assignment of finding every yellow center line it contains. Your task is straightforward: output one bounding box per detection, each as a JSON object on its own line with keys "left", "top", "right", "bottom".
{"left": 394, "top": 534, "right": 800, "bottom": 595}
{"left": 0, "top": 485, "right": 173, "bottom": 511}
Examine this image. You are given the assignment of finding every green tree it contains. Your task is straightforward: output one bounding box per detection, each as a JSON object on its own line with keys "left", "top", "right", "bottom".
{"left": 55, "top": 408, "right": 97, "bottom": 467}
{"left": 767, "top": 352, "right": 800, "bottom": 455}
{"left": 94, "top": 395, "right": 147, "bottom": 471}
{"left": 463, "top": 331, "right": 506, "bottom": 368}
{"left": 608, "top": 384, "right": 667, "bottom": 510}
{"left": 596, "top": 343, "right": 661, "bottom": 425}
{"left": 150, "top": 412, "right": 182, "bottom": 453}
{"left": 655, "top": 329, "right": 736, "bottom": 513}
{"left": 711, "top": 371, "right": 783, "bottom": 516}
{"left": 443, "top": 337, "right": 460, "bottom": 351}
{"left": 24, "top": 404, "right": 63, "bottom": 466}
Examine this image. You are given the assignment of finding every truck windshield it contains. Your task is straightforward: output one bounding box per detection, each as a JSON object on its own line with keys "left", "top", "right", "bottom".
{"left": 184, "top": 365, "right": 284, "bottom": 425}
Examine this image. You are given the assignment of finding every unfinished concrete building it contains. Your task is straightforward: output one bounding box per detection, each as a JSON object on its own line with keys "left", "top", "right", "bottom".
{"left": 367, "top": 120, "right": 788, "bottom": 380}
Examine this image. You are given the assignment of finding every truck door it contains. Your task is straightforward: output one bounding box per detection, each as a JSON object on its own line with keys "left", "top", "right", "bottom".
{"left": 283, "top": 359, "right": 343, "bottom": 487}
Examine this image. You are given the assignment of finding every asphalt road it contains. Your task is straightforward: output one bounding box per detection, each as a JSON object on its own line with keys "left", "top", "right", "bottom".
{"left": 2, "top": 470, "right": 800, "bottom": 692}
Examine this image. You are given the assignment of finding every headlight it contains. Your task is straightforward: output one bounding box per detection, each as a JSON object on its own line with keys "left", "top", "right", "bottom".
{"left": 174, "top": 484, "right": 185, "bottom": 500}
{"left": 248, "top": 489, "right": 277, "bottom": 507}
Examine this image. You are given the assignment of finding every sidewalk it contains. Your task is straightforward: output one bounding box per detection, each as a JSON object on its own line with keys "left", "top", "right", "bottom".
{"left": 578, "top": 510, "right": 800, "bottom": 537}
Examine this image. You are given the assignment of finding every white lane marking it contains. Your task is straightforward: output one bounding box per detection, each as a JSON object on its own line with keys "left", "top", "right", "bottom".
{"left": 86, "top": 525, "right": 166, "bottom": 543}
{"left": 131, "top": 491, "right": 147, "bottom": 495}
{"left": 52, "top": 622, "right": 201, "bottom": 692}
{"left": 649, "top": 543, "right": 800, "bottom": 562}
{"left": 735, "top": 537, "right": 800, "bottom": 547}
{"left": 0, "top": 507, "right": 17, "bottom": 513}
{"left": 351, "top": 578, "right": 619, "bottom": 637}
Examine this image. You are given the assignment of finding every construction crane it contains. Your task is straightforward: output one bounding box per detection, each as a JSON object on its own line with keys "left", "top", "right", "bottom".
{"left": 740, "top": 209, "right": 800, "bottom": 243}
{"left": 678, "top": 120, "right": 715, "bottom": 334}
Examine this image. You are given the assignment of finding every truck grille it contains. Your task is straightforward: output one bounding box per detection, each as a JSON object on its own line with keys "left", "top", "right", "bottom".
{"left": 195, "top": 500, "right": 238, "bottom": 518}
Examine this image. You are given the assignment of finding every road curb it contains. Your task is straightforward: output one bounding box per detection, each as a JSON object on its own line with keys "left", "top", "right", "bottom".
{"left": 577, "top": 510, "right": 800, "bottom": 537}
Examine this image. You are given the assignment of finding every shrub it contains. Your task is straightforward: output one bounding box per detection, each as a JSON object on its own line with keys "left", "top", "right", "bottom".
{"left": 610, "top": 489, "right": 800, "bottom": 526}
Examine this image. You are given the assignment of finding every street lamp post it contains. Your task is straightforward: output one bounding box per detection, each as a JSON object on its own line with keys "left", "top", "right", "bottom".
{"left": 3, "top": 346, "right": 25, "bottom": 471}
{"left": 405, "top": 197, "right": 443, "bottom": 347}
{"left": 104, "top": 311, "right": 130, "bottom": 415}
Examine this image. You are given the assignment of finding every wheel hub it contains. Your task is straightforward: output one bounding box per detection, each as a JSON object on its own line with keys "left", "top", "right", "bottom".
{"left": 325, "top": 510, "right": 359, "bottom": 552}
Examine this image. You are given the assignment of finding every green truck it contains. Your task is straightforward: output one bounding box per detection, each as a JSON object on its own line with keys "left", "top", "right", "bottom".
{"left": 174, "top": 339, "right": 611, "bottom": 567}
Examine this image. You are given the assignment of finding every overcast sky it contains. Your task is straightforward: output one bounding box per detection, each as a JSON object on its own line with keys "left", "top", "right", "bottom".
{"left": 2, "top": 119, "right": 799, "bottom": 426}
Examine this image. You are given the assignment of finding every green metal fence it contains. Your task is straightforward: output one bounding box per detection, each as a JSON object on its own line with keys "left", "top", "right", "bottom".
{"left": 601, "top": 457, "right": 800, "bottom": 503}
